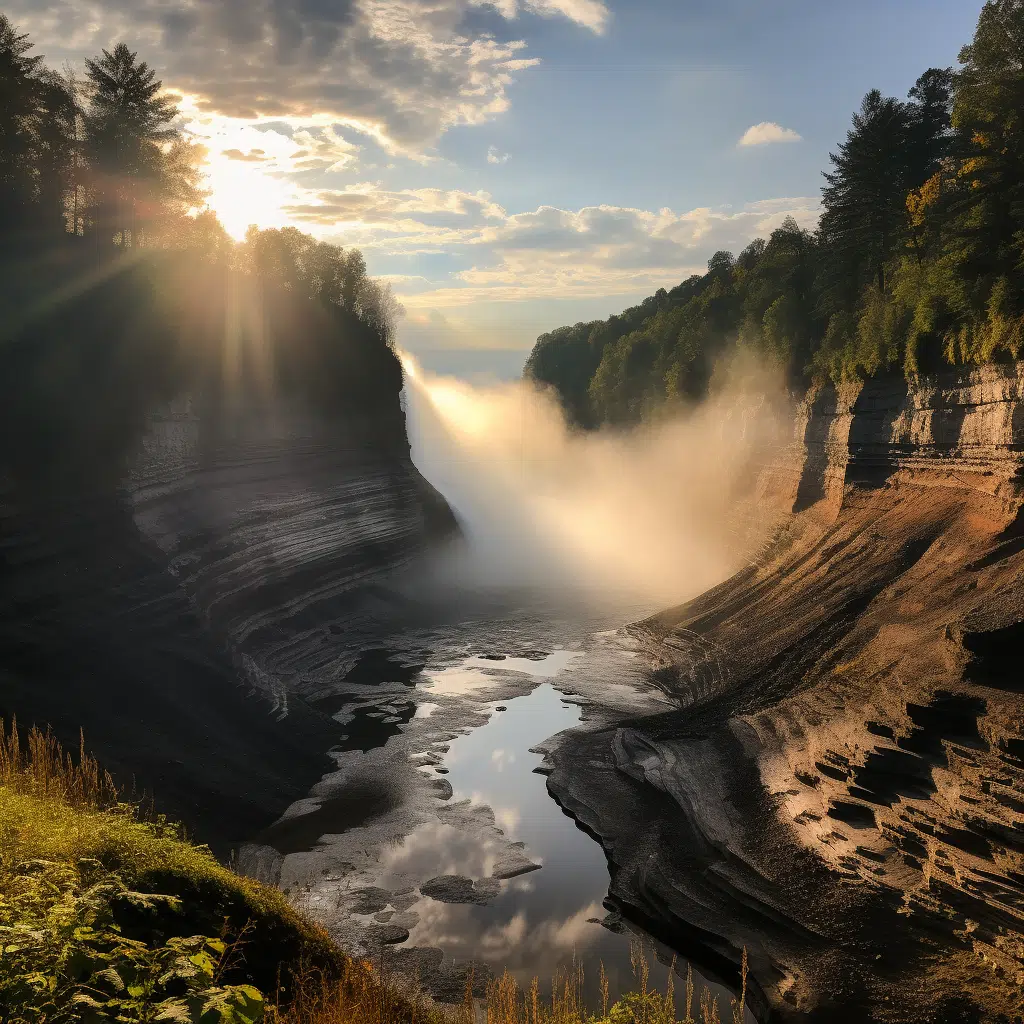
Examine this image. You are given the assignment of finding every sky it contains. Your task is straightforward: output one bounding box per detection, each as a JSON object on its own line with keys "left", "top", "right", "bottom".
{"left": 14, "top": 0, "right": 985, "bottom": 377}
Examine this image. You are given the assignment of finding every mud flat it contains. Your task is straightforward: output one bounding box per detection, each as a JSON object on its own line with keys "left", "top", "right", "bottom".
{"left": 548, "top": 366, "right": 1024, "bottom": 1023}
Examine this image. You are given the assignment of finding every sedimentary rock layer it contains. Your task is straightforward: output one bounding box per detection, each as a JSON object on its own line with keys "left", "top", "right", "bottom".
{"left": 549, "top": 365, "right": 1024, "bottom": 1023}
{"left": 0, "top": 396, "right": 455, "bottom": 853}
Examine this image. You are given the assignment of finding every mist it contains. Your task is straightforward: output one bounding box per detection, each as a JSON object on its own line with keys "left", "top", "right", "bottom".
{"left": 400, "top": 352, "right": 791, "bottom": 610}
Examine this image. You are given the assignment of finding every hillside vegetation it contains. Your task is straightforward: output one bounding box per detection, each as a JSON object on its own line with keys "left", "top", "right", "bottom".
{"left": 525, "top": 0, "right": 1024, "bottom": 427}
{"left": 0, "top": 14, "right": 417, "bottom": 493}
{"left": 0, "top": 15, "right": 405, "bottom": 448}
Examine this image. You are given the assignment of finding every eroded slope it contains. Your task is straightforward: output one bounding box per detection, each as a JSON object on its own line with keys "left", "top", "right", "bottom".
{"left": 549, "top": 367, "right": 1024, "bottom": 1022}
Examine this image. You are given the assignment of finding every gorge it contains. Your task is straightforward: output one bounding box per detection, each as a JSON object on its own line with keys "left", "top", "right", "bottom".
{"left": 4, "top": 288, "right": 1024, "bottom": 1020}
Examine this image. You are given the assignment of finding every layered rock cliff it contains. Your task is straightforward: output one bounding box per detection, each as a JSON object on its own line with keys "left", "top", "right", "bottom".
{"left": 0, "top": 254, "right": 456, "bottom": 853}
{"left": 548, "top": 365, "right": 1024, "bottom": 1023}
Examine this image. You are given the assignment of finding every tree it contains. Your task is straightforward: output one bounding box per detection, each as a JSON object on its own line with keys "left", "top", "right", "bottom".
{"left": 820, "top": 90, "right": 915, "bottom": 300}
{"left": 32, "top": 70, "right": 80, "bottom": 236}
{"left": 907, "top": 68, "right": 955, "bottom": 181}
{"left": 941, "top": 0, "right": 1024, "bottom": 358}
{"left": 357, "top": 278, "right": 403, "bottom": 349}
{"left": 0, "top": 15, "right": 43, "bottom": 233}
{"left": 83, "top": 43, "right": 179, "bottom": 246}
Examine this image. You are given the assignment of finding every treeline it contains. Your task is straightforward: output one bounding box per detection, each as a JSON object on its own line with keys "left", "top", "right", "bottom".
{"left": 525, "top": 0, "right": 1024, "bottom": 428}
{"left": 0, "top": 15, "right": 399, "bottom": 348}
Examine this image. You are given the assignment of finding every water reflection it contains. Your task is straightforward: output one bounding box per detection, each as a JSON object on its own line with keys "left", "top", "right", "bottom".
{"left": 465, "top": 651, "right": 582, "bottom": 677}
{"left": 421, "top": 649, "right": 581, "bottom": 697}
{"left": 376, "top": 684, "right": 639, "bottom": 1002}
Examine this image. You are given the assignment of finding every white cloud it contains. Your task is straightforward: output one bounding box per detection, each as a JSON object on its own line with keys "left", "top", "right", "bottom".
{"left": 8, "top": 0, "right": 605, "bottom": 153}
{"left": 492, "top": 0, "right": 610, "bottom": 33}
{"left": 342, "top": 191, "right": 823, "bottom": 308}
{"left": 487, "top": 146, "right": 511, "bottom": 165}
{"left": 738, "top": 122, "right": 803, "bottom": 147}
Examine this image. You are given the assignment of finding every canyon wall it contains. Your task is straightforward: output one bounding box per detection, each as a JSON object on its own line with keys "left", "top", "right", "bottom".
{"left": 0, "top": 393, "right": 454, "bottom": 854}
{"left": 549, "top": 364, "right": 1024, "bottom": 1023}
{"left": 0, "top": 254, "right": 457, "bottom": 853}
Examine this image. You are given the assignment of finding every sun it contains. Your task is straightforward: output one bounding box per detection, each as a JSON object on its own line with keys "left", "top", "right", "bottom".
{"left": 203, "top": 154, "right": 296, "bottom": 240}
{"left": 182, "top": 110, "right": 301, "bottom": 239}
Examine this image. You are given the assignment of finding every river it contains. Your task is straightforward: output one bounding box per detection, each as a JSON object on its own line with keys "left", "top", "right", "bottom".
{"left": 238, "top": 363, "right": 755, "bottom": 1019}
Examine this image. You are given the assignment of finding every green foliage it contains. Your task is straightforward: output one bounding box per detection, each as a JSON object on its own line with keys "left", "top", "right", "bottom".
{"left": 0, "top": 858, "right": 263, "bottom": 1023}
{"left": 532, "top": 221, "right": 820, "bottom": 428}
{"left": 527, "top": 2, "right": 1024, "bottom": 427}
{"left": 0, "top": 786, "right": 344, "bottom": 1003}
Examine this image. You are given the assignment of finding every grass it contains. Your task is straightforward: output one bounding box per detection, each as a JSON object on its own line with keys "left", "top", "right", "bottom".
{"left": 0, "top": 720, "right": 747, "bottom": 1024}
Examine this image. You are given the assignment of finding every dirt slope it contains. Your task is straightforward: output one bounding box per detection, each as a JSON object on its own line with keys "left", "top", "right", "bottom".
{"left": 549, "top": 367, "right": 1024, "bottom": 1023}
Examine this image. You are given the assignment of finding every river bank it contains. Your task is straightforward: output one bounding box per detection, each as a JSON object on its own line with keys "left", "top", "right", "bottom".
{"left": 547, "top": 365, "right": 1024, "bottom": 1023}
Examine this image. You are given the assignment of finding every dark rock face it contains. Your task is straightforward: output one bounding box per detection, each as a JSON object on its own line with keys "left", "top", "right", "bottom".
{"left": 549, "top": 365, "right": 1024, "bottom": 1023}
{"left": 0, "top": 392, "right": 455, "bottom": 855}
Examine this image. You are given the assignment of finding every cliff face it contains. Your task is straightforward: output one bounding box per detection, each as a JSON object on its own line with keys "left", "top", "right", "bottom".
{"left": 548, "top": 365, "right": 1024, "bottom": 1023}
{"left": 0, "top": 255, "right": 456, "bottom": 854}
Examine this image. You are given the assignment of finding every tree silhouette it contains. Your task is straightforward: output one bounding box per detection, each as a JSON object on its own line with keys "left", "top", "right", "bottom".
{"left": 820, "top": 90, "right": 915, "bottom": 300}
{"left": 0, "top": 15, "right": 43, "bottom": 234}
{"left": 83, "top": 43, "right": 178, "bottom": 246}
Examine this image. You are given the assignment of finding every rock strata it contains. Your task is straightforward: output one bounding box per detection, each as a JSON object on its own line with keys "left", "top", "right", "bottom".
{"left": 549, "top": 365, "right": 1024, "bottom": 1023}
{"left": 0, "top": 393, "right": 455, "bottom": 853}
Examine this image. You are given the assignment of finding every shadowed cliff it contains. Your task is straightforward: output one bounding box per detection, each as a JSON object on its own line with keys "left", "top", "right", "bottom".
{"left": 0, "top": 249, "right": 456, "bottom": 855}
{"left": 548, "top": 365, "right": 1024, "bottom": 1023}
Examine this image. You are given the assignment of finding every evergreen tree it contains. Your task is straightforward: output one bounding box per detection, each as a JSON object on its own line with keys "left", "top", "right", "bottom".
{"left": 33, "top": 70, "right": 80, "bottom": 236}
{"left": 907, "top": 67, "right": 955, "bottom": 181}
{"left": 820, "top": 90, "right": 914, "bottom": 301}
{"left": 0, "top": 15, "right": 43, "bottom": 233}
{"left": 83, "top": 43, "right": 178, "bottom": 246}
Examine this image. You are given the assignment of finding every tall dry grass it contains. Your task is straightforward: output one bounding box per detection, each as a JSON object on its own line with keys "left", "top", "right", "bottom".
{"left": 0, "top": 717, "right": 121, "bottom": 811}
{"left": 273, "top": 943, "right": 748, "bottom": 1024}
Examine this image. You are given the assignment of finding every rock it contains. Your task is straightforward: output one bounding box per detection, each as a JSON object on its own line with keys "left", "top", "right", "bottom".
{"left": 491, "top": 849, "right": 541, "bottom": 879}
{"left": 420, "top": 874, "right": 502, "bottom": 905}
{"left": 430, "top": 778, "right": 453, "bottom": 801}
{"left": 348, "top": 887, "right": 391, "bottom": 916}
{"left": 365, "top": 924, "right": 410, "bottom": 945}
{"left": 549, "top": 362, "right": 1024, "bottom": 1024}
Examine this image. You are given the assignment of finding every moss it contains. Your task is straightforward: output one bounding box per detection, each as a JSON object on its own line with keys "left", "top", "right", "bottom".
{"left": 0, "top": 788, "right": 343, "bottom": 996}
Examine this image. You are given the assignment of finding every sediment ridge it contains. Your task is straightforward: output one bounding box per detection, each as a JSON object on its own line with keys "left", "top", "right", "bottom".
{"left": 548, "top": 364, "right": 1024, "bottom": 1023}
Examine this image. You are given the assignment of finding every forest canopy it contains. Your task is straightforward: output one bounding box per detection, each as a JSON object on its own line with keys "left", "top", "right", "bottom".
{"left": 0, "top": 18, "right": 401, "bottom": 349}
{"left": 525, "top": 0, "right": 1024, "bottom": 428}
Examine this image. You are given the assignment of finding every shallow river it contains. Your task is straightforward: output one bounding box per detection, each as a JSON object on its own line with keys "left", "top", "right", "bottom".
{"left": 241, "top": 578, "right": 750, "bottom": 1020}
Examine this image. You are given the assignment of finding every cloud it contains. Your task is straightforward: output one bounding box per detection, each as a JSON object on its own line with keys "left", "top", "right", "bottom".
{"left": 9, "top": 0, "right": 604, "bottom": 152}
{"left": 282, "top": 185, "right": 506, "bottom": 239}
{"left": 492, "top": 0, "right": 609, "bottom": 33}
{"left": 738, "top": 122, "right": 802, "bottom": 147}
{"left": 221, "top": 148, "right": 268, "bottom": 162}
{"left": 278, "top": 183, "right": 820, "bottom": 307}
{"left": 487, "top": 145, "right": 510, "bottom": 165}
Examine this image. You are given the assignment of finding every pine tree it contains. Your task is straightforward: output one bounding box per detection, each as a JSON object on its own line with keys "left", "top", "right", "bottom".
{"left": 907, "top": 67, "right": 955, "bottom": 181}
{"left": 819, "top": 90, "right": 914, "bottom": 304}
{"left": 33, "top": 70, "right": 80, "bottom": 236}
{"left": 83, "top": 43, "right": 179, "bottom": 246}
{"left": 0, "top": 15, "right": 43, "bottom": 233}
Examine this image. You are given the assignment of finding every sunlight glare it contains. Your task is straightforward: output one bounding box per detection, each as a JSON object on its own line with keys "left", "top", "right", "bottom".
{"left": 204, "top": 155, "right": 295, "bottom": 240}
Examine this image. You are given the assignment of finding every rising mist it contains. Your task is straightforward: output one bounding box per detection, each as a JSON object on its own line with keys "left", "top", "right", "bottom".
{"left": 401, "top": 352, "right": 791, "bottom": 609}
